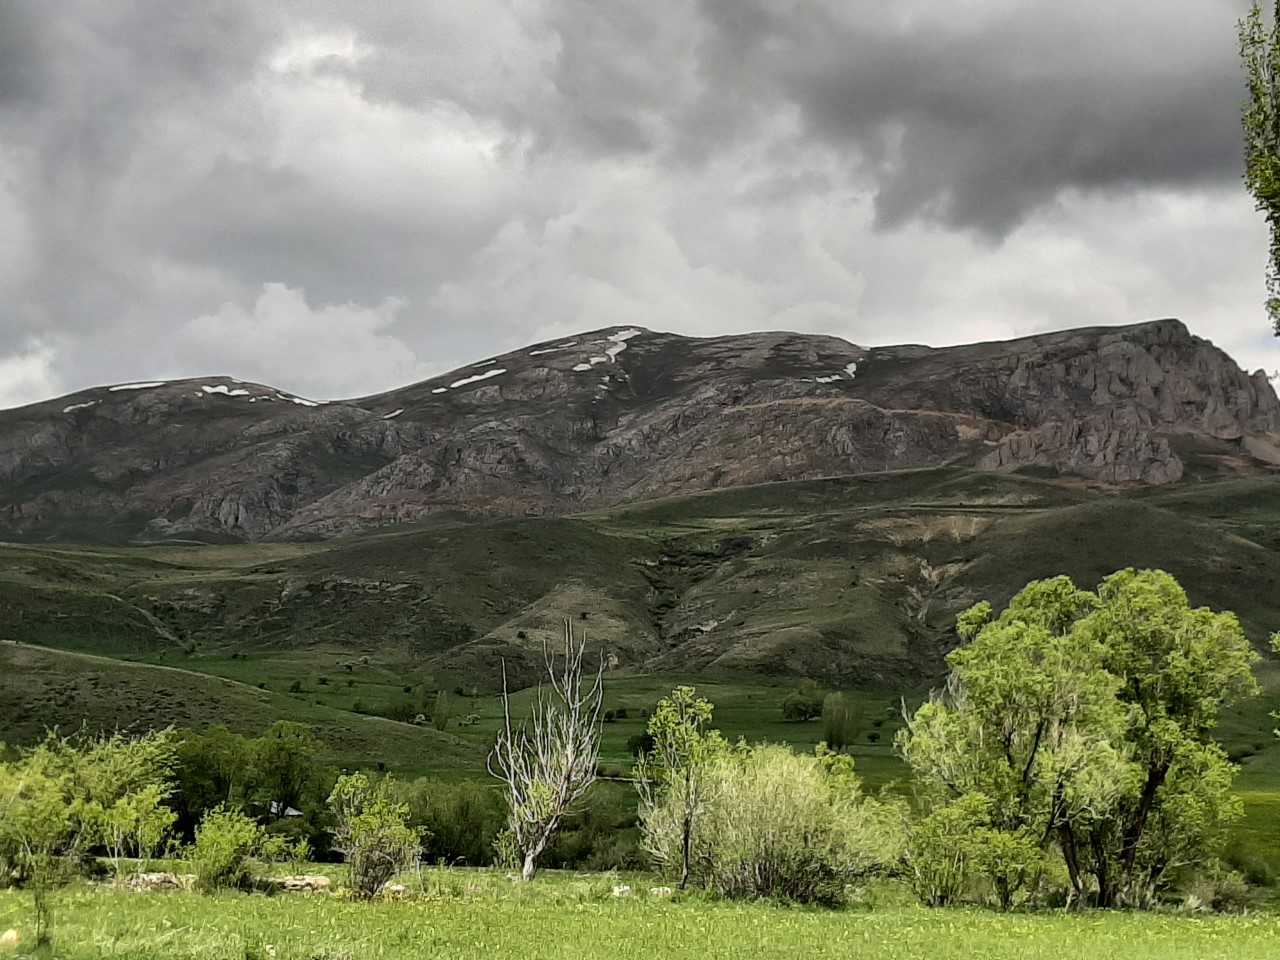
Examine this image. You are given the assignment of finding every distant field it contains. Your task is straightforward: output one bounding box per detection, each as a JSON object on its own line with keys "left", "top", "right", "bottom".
{"left": 3, "top": 879, "right": 1279, "bottom": 960}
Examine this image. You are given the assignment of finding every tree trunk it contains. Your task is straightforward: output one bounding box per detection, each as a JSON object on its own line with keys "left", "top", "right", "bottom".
{"left": 1119, "top": 761, "right": 1168, "bottom": 895}
{"left": 1058, "top": 823, "right": 1084, "bottom": 903}
{"left": 521, "top": 850, "right": 538, "bottom": 882}
{"left": 679, "top": 818, "right": 693, "bottom": 889}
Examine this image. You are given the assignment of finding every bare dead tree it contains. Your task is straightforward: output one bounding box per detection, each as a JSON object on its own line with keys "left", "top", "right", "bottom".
{"left": 487, "top": 619, "right": 605, "bottom": 881}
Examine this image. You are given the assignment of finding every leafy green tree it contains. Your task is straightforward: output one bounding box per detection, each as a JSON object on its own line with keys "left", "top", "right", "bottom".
{"left": 171, "top": 726, "right": 252, "bottom": 839}
{"left": 1240, "top": 2, "right": 1280, "bottom": 333}
{"left": 899, "top": 577, "right": 1122, "bottom": 866}
{"left": 329, "top": 772, "right": 423, "bottom": 898}
{"left": 1067, "top": 570, "right": 1259, "bottom": 906}
{"left": 102, "top": 784, "right": 177, "bottom": 880}
{"left": 0, "top": 749, "right": 80, "bottom": 945}
{"left": 432, "top": 690, "right": 451, "bottom": 732}
{"left": 822, "top": 692, "right": 863, "bottom": 752}
{"left": 781, "top": 680, "right": 824, "bottom": 721}
{"left": 900, "top": 570, "right": 1260, "bottom": 908}
{"left": 0, "top": 730, "right": 176, "bottom": 945}
{"left": 249, "top": 722, "right": 329, "bottom": 821}
{"left": 635, "top": 686, "right": 727, "bottom": 888}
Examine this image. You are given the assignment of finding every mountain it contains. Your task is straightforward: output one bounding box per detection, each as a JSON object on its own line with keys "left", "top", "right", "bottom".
{"left": 2, "top": 318, "right": 1278, "bottom": 545}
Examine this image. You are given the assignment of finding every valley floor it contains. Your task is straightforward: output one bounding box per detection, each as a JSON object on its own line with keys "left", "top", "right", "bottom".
{"left": 2, "top": 879, "right": 1278, "bottom": 960}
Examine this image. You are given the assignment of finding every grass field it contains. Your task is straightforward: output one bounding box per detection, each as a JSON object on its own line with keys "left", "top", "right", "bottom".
{"left": 3, "top": 878, "right": 1280, "bottom": 959}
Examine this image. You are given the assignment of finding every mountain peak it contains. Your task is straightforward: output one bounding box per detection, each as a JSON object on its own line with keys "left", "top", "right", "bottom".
{"left": 2, "top": 320, "right": 1277, "bottom": 544}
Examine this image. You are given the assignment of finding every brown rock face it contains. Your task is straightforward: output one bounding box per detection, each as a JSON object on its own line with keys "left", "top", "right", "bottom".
{"left": 1, "top": 319, "right": 1276, "bottom": 543}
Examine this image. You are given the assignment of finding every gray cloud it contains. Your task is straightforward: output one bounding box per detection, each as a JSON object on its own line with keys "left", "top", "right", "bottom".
{"left": 0, "top": 0, "right": 1277, "bottom": 408}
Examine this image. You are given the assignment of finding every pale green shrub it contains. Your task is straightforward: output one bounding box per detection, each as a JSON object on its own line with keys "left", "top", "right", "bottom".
{"left": 191, "top": 806, "right": 263, "bottom": 891}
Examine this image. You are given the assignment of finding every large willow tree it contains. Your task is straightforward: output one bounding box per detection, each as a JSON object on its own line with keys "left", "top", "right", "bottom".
{"left": 1241, "top": 2, "right": 1280, "bottom": 334}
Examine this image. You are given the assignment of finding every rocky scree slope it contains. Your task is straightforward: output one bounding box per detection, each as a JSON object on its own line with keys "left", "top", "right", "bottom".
{"left": 1, "top": 318, "right": 1276, "bottom": 543}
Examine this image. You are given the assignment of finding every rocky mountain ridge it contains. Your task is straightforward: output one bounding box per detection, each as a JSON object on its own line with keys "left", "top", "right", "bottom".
{"left": 1, "top": 318, "right": 1277, "bottom": 543}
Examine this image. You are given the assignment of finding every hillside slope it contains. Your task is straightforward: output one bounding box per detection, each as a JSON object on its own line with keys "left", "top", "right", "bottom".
{"left": 2, "top": 319, "right": 1277, "bottom": 543}
{"left": 4, "top": 468, "right": 1277, "bottom": 694}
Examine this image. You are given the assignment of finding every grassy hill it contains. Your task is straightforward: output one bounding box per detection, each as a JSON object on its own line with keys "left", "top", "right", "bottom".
{"left": 1, "top": 466, "right": 1278, "bottom": 783}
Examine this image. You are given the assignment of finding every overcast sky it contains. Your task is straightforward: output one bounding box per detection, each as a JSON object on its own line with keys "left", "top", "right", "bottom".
{"left": 2, "top": 0, "right": 1279, "bottom": 408}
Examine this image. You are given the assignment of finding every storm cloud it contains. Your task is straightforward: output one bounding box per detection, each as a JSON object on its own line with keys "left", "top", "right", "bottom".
{"left": 1, "top": 0, "right": 1277, "bottom": 408}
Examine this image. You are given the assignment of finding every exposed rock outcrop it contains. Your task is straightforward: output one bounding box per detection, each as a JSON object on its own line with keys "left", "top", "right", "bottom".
{"left": 1, "top": 319, "right": 1275, "bottom": 543}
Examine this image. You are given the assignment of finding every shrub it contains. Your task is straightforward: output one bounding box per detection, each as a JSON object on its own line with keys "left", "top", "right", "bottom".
{"left": 604, "top": 710, "right": 616, "bottom": 723}
{"left": 615, "top": 707, "right": 629, "bottom": 720}
{"left": 329, "top": 773, "right": 422, "bottom": 899}
{"left": 649, "top": 744, "right": 904, "bottom": 905}
{"left": 781, "top": 680, "right": 824, "bottom": 722}
{"left": 626, "top": 733, "right": 655, "bottom": 757}
{"left": 396, "top": 779, "right": 505, "bottom": 866}
{"left": 1185, "top": 860, "right": 1252, "bottom": 913}
{"left": 259, "top": 833, "right": 311, "bottom": 871}
{"left": 904, "top": 793, "right": 988, "bottom": 907}
{"left": 191, "top": 806, "right": 263, "bottom": 892}
{"left": 287, "top": 680, "right": 303, "bottom": 694}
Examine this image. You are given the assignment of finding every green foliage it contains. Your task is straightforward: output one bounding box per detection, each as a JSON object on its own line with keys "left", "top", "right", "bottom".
{"left": 821, "top": 692, "right": 862, "bottom": 752}
{"left": 635, "top": 686, "right": 727, "bottom": 888}
{"left": 432, "top": 690, "right": 451, "bottom": 732}
{"left": 0, "top": 728, "right": 177, "bottom": 944}
{"left": 328, "top": 772, "right": 422, "bottom": 899}
{"left": 900, "top": 569, "right": 1261, "bottom": 908}
{"left": 251, "top": 721, "right": 329, "bottom": 820}
{"left": 1240, "top": 1, "right": 1280, "bottom": 333}
{"left": 190, "top": 806, "right": 264, "bottom": 892}
{"left": 905, "top": 793, "right": 990, "bottom": 907}
{"left": 259, "top": 833, "right": 311, "bottom": 871}
{"left": 781, "top": 680, "right": 825, "bottom": 721}
{"left": 395, "top": 779, "right": 505, "bottom": 866}
{"left": 170, "top": 723, "right": 335, "bottom": 850}
{"left": 688, "top": 744, "right": 905, "bottom": 905}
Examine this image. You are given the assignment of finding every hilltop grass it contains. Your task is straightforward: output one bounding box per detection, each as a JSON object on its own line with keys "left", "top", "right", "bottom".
{"left": 3, "top": 881, "right": 1280, "bottom": 960}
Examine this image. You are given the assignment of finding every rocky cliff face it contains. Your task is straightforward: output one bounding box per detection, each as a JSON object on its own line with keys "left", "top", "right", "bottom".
{"left": 1, "top": 319, "right": 1276, "bottom": 543}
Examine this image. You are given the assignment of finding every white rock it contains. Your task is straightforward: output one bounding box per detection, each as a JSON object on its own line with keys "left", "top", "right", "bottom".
{"left": 382, "top": 408, "right": 404, "bottom": 419}
{"left": 62, "top": 400, "right": 99, "bottom": 413}
{"left": 276, "top": 874, "right": 332, "bottom": 893}
{"left": 611, "top": 884, "right": 633, "bottom": 898}
{"left": 649, "top": 886, "right": 674, "bottom": 898}
{"left": 109, "top": 381, "right": 165, "bottom": 391}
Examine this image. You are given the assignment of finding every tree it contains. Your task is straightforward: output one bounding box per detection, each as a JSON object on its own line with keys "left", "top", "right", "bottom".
{"left": 899, "top": 570, "right": 1260, "bottom": 908}
{"left": 1066, "top": 570, "right": 1259, "bottom": 906}
{"left": 328, "top": 773, "right": 422, "bottom": 898}
{"left": 432, "top": 690, "right": 451, "bottom": 732}
{"left": 0, "top": 750, "right": 79, "bottom": 946}
{"left": 249, "top": 721, "right": 329, "bottom": 821}
{"left": 781, "top": 680, "right": 824, "bottom": 721}
{"left": 102, "top": 784, "right": 177, "bottom": 880}
{"left": 634, "top": 686, "right": 727, "bottom": 888}
{"left": 822, "top": 692, "right": 863, "bottom": 752}
{"left": 0, "top": 729, "right": 176, "bottom": 945}
{"left": 171, "top": 727, "right": 251, "bottom": 839}
{"left": 1240, "top": 2, "right": 1280, "bottom": 333}
{"left": 487, "top": 619, "right": 604, "bottom": 881}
